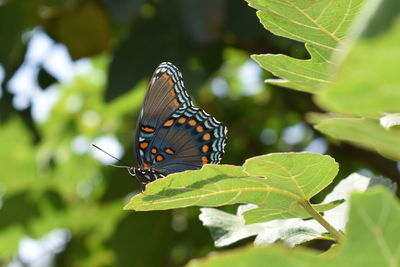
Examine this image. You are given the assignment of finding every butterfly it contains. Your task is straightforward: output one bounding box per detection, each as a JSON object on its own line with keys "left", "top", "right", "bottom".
{"left": 128, "top": 62, "right": 227, "bottom": 189}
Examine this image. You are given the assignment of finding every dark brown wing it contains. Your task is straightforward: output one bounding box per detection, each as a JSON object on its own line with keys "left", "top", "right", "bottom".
{"left": 134, "top": 62, "right": 193, "bottom": 168}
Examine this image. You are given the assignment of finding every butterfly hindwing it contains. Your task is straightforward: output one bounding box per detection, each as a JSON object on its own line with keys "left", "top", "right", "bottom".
{"left": 135, "top": 62, "right": 227, "bottom": 177}
{"left": 144, "top": 107, "right": 227, "bottom": 175}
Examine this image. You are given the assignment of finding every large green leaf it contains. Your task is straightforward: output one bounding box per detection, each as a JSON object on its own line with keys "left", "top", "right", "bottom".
{"left": 189, "top": 246, "right": 321, "bottom": 267}
{"left": 312, "top": 116, "right": 400, "bottom": 161}
{"left": 242, "top": 153, "right": 339, "bottom": 223}
{"left": 316, "top": 2, "right": 400, "bottom": 118}
{"left": 200, "top": 172, "right": 396, "bottom": 248}
{"left": 188, "top": 188, "right": 400, "bottom": 267}
{"left": 125, "top": 153, "right": 338, "bottom": 224}
{"left": 334, "top": 187, "right": 400, "bottom": 266}
{"left": 247, "top": 0, "right": 365, "bottom": 93}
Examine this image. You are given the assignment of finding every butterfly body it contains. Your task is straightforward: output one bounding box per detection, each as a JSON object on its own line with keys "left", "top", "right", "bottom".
{"left": 131, "top": 62, "right": 227, "bottom": 188}
{"left": 128, "top": 167, "right": 164, "bottom": 184}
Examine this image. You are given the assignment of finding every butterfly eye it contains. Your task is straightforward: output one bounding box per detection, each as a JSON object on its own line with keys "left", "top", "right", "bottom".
{"left": 128, "top": 168, "right": 136, "bottom": 176}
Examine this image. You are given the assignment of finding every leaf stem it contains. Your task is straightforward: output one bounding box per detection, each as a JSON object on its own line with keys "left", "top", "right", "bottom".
{"left": 300, "top": 200, "right": 344, "bottom": 243}
{"left": 315, "top": 235, "right": 336, "bottom": 242}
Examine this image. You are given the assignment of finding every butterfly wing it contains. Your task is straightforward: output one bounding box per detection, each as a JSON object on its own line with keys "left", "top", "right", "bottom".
{"left": 146, "top": 106, "right": 227, "bottom": 175}
{"left": 135, "top": 62, "right": 193, "bottom": 168}
{"left": 135, "top": 62, "right": 227, "bottom": 176}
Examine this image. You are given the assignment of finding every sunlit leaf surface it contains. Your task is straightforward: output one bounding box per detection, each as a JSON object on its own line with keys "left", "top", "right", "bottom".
{"left": 126, "top": 153, "right": 339, "bottom": 224}
{"left": 248, "top": 0, "right": 364, "bottom": 93}
{"left": 314, "top": 116, "right": 400, "bottom": 161}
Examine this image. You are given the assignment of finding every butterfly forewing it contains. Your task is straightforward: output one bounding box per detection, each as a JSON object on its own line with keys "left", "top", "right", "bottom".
{"left": 134, "top": 62, "right": 192, "bottom": 167}
{"left": 134, "top": 62, "right": 227, "bottom": 181}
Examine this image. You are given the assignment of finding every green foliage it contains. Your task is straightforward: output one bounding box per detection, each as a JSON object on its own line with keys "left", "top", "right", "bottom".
{"left": 188, "top": 188, "right": 400, "bottom": 266}
{"left": 249, "top": 0, "right": 400, "bottom": 161}
{"left": 312, "top": 2, "right": 400, "bottom": 159}
{"left": 248, "top": 0, "right": 364, "bottom": 93}
{"left": 126, "top": 153, "right": 340, "bottom": 224}
{"left": 316, "top": 4, "right": 400, "bottom": 118}
{"left": 311, "top": 115, "right": 400, "bottom": 161}
{"left": 0, "top": 0, "right": 399, "bottom": 265}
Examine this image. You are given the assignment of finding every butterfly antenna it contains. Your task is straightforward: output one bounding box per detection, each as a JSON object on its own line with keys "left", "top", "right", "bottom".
{"left": 91, "top": 144, "right": 131, "bottom": 168}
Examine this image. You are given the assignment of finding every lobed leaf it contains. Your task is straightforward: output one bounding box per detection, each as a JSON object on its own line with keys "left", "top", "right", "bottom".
{"left": 200, "top": 172, "right": 397, "bottom": 248}
{"left": 247, "top": 0, "right": 364, "bottom": 93}
{"left": 125, "top": 153, "right": 338, "bottom": 224}
{"left": 316, "top": 7, "right": 400, "bottom": 118}
{"left": 244, "top": 153, "right": 338, "bottom": 199}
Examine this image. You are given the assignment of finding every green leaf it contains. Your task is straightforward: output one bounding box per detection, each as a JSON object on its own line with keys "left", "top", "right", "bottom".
{"left": 334, "top": 187, "right": 400, "bottom": 266}
{"left": 313, "top": 116, "right": 400, "bottom": 161}
{"left": 316, "top": 5, "right": 400, "bottom": 118}
{"left": 188, "top": 188, "right": 400, "bottom": 267}
{"left": 247, "top": 0, "right": 365, "bottom": 93}
{"left": 125, "top": 153, "right": 338, "bottom": 224}
{"left": 188, "top": 246, "right": 322, "bottom": 267}
{"left": 199, "top": 172, "right": 397, "bottom": 248}
{"left": 243, "top": 199, "right": 344, "bottom": 223}
{"left": 242, "top": 153, "right": 338, "bottom": 223}
{"left": 243, "top": 153, "right": 338, "bottom": 199}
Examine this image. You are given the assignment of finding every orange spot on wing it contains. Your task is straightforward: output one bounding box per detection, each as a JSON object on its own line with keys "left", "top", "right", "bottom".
{"left": 156, "top": 155, "right": 164, "bottom": 162}
{"left": 189, "top": 119, "right": 197, "bottom": 126}
{"left": 139, "top": 142, "right": 149, "bottom": 149}
{"left": 203, "top": 133, "right": 211, "bottom": 141}
{"left": 168, "top": 79, "right": 174, "bottom": 86}
{"left": 151, "top": 148, "right": 157, "bottom": 154}
{"left": 202, "top": 145, "right": 209, "bottom": 153}
{"left": 162, "top": 73, "right": 169, "bottom": 79}
{"left": 196, "top": 125, "right": 204, "bottom": 132}
{"left": 201, "top": 156, "right": 209, "bottom": 164}
{"left": 141, "top": 126, "right": 156, "bottom": 133}
{"left": 178, "top": 117, "right": 187, "bottom": 124}
{"left": 170, "top": 88, "right": 176, "bottom": 96}
{"left": 173, "top": 99, "right": 180, "bottom": 106}
{"left": 165, "top": 148, "right": 175, "bottom": 155}
{"left": 143, "top": 163, "right": 149, "bottom": 168}
{"left": 163, "top": 119, "right": 174, "bottom": 127}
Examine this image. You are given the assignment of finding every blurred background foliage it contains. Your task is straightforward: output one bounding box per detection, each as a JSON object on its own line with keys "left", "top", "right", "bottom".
{"left": 0, "top": 0, "right": 399, "bottom": 266}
